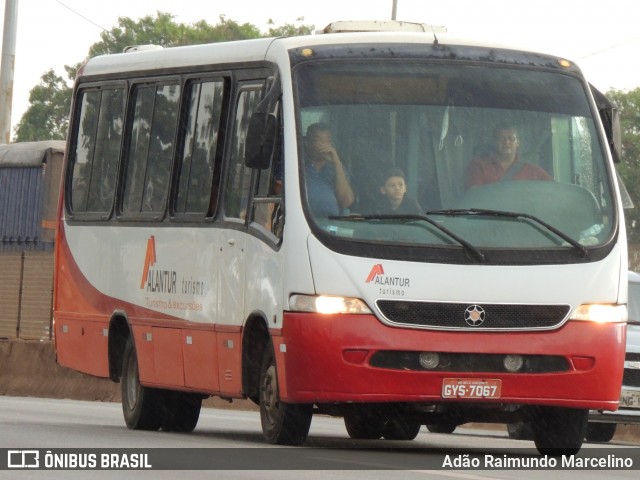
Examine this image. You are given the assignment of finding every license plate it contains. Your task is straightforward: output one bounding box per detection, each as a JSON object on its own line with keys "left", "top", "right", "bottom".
{"left": 442, "top": 378, "right": 502, "bottom": 399}
{"left": 619, "top": 389, "right": 640, "bottom": 409}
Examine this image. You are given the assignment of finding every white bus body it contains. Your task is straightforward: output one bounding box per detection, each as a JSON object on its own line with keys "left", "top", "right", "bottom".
{"left": 55, "top": 23, "right": 628, "bottom": 455}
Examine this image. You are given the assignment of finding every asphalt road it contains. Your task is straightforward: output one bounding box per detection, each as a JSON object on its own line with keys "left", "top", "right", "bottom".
{"left": 0, "top": 396, "right": 638, "bottom": 480}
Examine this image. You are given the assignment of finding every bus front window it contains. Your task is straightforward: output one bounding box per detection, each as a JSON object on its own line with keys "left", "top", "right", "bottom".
{"left": 293, "top": 59, "right": 615, "bottom": 263}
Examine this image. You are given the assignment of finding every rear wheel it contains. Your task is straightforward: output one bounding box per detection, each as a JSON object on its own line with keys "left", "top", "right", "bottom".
{"left": 585, "top": 422, "right": 617, "bottom": 443}
{"left": 344, "top": 410, "right": 385, "bottom": 440}
{"left": 121, "top": 337, "right": 164, "bottom": 431}
{"left": 426, "top": 423, "right": 456, "bottom": 434}
{"left": 382, "top": 417, "right": 421, "bottom": 440}
{"left": 506, "top": 421, "right": 534, "bottom": 440}
{"left": 532, "top": 407, "right": 588, "bottom": 455}
{"left": 162, "top": 392, "right": 202, "bottom": 433}
{"left": 259, "top": 341, "right": 312, "bottom": 445}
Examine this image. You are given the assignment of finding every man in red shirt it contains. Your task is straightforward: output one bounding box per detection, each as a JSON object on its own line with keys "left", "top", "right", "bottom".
{"left": 464, "top": 126, "right": 552, "bottom": 189}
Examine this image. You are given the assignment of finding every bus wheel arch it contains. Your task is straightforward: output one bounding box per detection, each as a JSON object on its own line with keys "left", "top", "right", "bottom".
{"left": 242, "top": 313, "right": 270, "bottom": 404}
{"left": 108, "top": 313, "right": 131, "bottom": 382}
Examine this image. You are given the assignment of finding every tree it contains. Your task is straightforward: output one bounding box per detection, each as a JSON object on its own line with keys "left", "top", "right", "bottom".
{"left": 13, "top": 13, "right": 313, "bottom": 142}
{"left": 265, "top": 17, "right": 315, "bottom": 37}
{"left": 12, "top": 68, "right": 72, "bottom": 141}
{"left": 87, "top": 13, "right": 264, "bottom": 56}
{"left": 607, "top": 87, "right": 640, "bottom": 243}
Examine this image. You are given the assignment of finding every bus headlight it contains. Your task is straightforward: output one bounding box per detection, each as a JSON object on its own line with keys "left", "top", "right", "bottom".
{"left": 570, "top": 304, "right": 627, "bottom": 323}
{"left": 289, "top": 294, "right": 372, "bottom": 314}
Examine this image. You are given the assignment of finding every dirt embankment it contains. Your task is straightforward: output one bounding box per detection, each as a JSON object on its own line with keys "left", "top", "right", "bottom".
{"left": 1, "top": 340, "right": 638, "bottom": 442}
{"left": 0, "top": 340, "right": 255, "bottom": 410}
{"left": 0, "top": 340, "right": 120, "bottom": 401}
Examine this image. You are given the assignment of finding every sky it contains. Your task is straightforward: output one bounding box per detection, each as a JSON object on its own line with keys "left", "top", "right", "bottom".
{"left": 2, "top": 0, "right": 640, "bottom": 133}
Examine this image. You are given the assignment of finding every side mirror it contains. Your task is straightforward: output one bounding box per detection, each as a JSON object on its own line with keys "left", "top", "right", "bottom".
{"left": 245, "top": 74, "right": 281, "bottom": 170}
{"left": 590, "top": 84, "right": 623, "bottom": 163}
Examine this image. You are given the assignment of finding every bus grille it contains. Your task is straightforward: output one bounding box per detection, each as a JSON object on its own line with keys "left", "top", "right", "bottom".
{"left": 375, "top": 300, "right": 571, "bottom": 331}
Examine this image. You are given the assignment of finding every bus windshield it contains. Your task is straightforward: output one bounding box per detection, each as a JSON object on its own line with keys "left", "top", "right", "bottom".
{"left": 293, "top": 59, "right": 615, "bottom": 262}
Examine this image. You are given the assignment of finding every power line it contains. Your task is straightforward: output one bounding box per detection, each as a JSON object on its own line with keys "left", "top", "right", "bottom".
{"left": 579, "top": 34, "right": 640, "bottom": 59}
{"left": 53, "top": 0, "right": 109, "bottom": 33}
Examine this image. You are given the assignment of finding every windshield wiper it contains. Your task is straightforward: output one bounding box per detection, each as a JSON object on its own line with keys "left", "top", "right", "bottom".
{"left": 328, "top": 213, "right": 485, "bottom": 262}
{"left": 426, "top": 208, "right": 588, "bottom": 258}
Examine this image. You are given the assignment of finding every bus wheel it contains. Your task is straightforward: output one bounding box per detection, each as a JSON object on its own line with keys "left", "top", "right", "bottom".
{"left": 532, "top": 407, "right": 588, "bottom": 455}
{"left": 121, "top": 337, "right": 164, "bottom": 431}
{"left": 585, "top": 422, "right": 617, "bottom": 443}
{"left": 259, "top": 341, "right": 312, "bottom": 445}
{"left": 344, "top": 409, "right": 384, "bottom": 439}
{"left": 162, "top": 392, "right": 202, "bottom": 433}
{"left": 506, "top": 421, "right": 534, "bottom": 440}
{"left": 426, "top": 423, "right": 456, "bottom": 434}
{"left": 383, "top": 417, "right": 421, "bottom": 440}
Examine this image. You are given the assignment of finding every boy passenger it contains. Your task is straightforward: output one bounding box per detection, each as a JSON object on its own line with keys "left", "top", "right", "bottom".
{"left": 376, "top": 168, "right": 422, "bottom": 215}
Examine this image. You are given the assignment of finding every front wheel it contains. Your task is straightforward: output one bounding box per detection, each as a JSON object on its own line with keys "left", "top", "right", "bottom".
{"left": 532, "top": 407, "right": 588, "bottom": 456}
{"left": 259, "top": 341, "right": 312, "bottom": 445}
{"left": 121, "top": 337, "right": 164, "bottom": 431}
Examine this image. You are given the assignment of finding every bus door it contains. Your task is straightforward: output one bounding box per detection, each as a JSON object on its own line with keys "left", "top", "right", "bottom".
{"left": 218, "top": 80, "right": 266, "bottom": 394}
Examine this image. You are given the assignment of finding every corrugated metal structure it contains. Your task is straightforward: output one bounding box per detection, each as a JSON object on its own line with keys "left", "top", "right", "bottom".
{"left": 0, "top": 141, "right": 65, "bottom": 340}
{"left": 0, "top": 253, "right": 21, "bottom": 339}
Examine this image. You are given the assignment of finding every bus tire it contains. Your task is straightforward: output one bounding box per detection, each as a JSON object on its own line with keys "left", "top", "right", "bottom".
{"left": 532, "top": 407, "right": 588, "bottom": 455}
{"left": 506, "top": 421, "right": 534, "bottom": 440}
{"left": 121, "top": 337, "right": 164, "bottom": 431}
{"left": 426, "top": 423, "right": 456, "bottom": 434}
{"left": 344, "top": 410, "right": 384, "bottom": 440}
{"left": 162, "top": 392, "right": 202, "bottom": 433}
{"left": 585, "top": 422, "right": 617, "bottom": 443}
{"left": 259, "top": 341, "right": 312, "bottom": 445}
{"left": 383, "top": 417, "right": 421, "bottom": 440}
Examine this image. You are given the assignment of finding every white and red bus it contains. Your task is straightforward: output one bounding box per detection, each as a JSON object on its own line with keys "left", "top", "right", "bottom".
{"left": 54, "top": 21, "right": 628, "bottom": 455}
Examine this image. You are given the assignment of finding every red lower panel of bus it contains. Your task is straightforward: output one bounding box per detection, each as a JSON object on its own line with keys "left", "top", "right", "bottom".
{"left": 54, "top": 316, "right": 110, "bottom": 378}
{"left": 55, "top": 316, "right": 243, "bottom": 396}
{"left": 275, "top": 312, "right": 625, "bottom": 410}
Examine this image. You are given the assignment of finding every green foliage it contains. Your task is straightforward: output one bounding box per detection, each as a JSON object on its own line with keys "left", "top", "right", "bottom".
{"left": 608, "top": 87, "right": 640, "bottom": 242}
{"left": 265, "top": 18, "right": 315, "bottom": 37}
{"left": 13, "top": 69, "right": 71, "bottom": 142}
{"left": 88, "top": 13, "right": 265, "bottom": 56}
{"left": 13, "top": 13, "right": 313, "bottom": 142}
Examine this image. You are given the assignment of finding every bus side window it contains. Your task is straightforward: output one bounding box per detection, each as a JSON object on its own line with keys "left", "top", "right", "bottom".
{"left": 224, "top": 84, "right": 264, "bottom": 220}
{"left": 70, "top": 91, "right": 100, "bottom": 213}
{"left": 175, "top": 79, "right": 226, "bottom": 216}
{"left": 122, "top": 82, "right": 180, "bottom": 215}
{"left": 69, "top": 86, "right": 125, "bottom": 216}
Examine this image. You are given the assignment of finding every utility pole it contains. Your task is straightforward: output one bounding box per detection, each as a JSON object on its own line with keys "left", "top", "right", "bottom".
{"left": 1, "top": 0, "right": 19, "bottom": 144}
{"left": 391, "top": 0, "right": 398, "bottom": 20}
